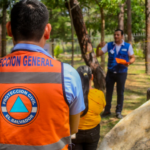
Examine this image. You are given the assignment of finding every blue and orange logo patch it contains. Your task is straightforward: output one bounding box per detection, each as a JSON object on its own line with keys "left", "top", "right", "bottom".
{"left": 1, "top": 88, "right": 39, "bottom": 126}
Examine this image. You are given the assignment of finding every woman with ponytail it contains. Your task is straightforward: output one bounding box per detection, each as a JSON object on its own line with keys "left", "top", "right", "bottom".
{"left": 72, "top": 66, "right": 106, "bottom": 150}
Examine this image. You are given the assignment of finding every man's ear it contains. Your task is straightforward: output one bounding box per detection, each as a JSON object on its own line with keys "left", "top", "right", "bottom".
{"left": 44, "top": 23, "right": 51, "bottom": 40}
{"left": 6, "top": 21, "right": 13, "bottom": 37}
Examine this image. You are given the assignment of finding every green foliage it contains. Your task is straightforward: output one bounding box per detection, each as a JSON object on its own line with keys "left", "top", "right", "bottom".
{"left": 79, "top": 0, "right": 146, "bottom": 36}
{"left": 1, "top": 0, "right": 147, "bottom": 46}
{"left": 131, "top": 0, "right": 145, "bottom": 34}
{"left": 78, "top": 0, "right": 121, "bottom": 35}
{"left": 42, "top": 0, "right": 71, "bottom": 41}
{"left": 132, "top": 36, "right": 145, "bottom": 58}
{"left": 133, "top": 48, "right": 144, "bottom": 58}
{"left": 133, "top": 41, "right": 145, "bottom": 58}
{"left": 54, "top": 45, "right": 63, "bottom": 58}
{"left": 41, "top": 0, "right": 146, "bottom": 41}
{"left": 93, "top": 48, "right": 96, "bottom": 53}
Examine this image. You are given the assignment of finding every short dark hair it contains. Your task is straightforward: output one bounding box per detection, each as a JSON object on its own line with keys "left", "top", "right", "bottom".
{"left": 115, "top": 29, "right": 124, "bottom": 35}
{"left": 11, "top": 0, "right": 49, "bottom": 42}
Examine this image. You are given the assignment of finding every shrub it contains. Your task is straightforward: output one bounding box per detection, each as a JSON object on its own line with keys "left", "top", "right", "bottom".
{"left": 133, "top": 48, "right": 144, "bottom": 58}
{"left": 93, "top": 48, "right": 96, "bottom": 53}
{"left": 54, "top": 45, "right": 63, "bottom": 58}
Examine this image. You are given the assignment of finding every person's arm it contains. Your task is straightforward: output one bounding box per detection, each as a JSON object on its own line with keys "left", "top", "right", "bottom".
{"left": 70, "top": 113, "right": 80, "bottom": 135}
{"left": 96, "top": 46, "right": 104, "bottom": 57}
{"left": 63, "top": 63, "right": 85, "bottom": 135}
{"left": 129, "top": 54, "right": 135, "bottom": 64}
{"left": 96, "top": 42, "right": 107, "bottom": 57}
{"left": 124, "top": 54, "right": 135, "bottom": 67}
{"left": 124, "top": 45, "right": 135, "bottom": 67}
{"left": 102, "top": 92, "right": 106, "bottom": 108}
{"left": 98, "top": 90, "right": 106, "bottom": 109}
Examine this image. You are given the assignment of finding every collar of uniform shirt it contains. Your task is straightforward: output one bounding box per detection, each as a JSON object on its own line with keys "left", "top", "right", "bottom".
{"left": 11, "top": 43, "right": 54, "bottom": 59}
{"left": 113, "top": 40, "right": 125, "bottom": 46}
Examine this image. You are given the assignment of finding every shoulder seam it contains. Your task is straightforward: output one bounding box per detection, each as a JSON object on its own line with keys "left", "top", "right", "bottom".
{"left": 61, "top": 62, "right": 70, "bottom": 106}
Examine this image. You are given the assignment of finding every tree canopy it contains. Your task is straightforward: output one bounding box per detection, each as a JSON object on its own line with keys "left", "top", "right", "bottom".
{"left": 40, "top": 0, "right": 146, "bottom": 41}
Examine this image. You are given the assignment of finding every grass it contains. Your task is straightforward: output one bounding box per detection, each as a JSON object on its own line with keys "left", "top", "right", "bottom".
{"left": 58, "top": 55, "right": 150, "bottom": 144}
{"left": 58, "top": 55, "right": 86, "bottom": 69}
{"left": 100, "top": 57, "right": 150, "bottom": 143}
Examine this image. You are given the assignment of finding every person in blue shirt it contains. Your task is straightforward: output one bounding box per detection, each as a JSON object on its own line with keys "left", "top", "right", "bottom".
{"left": 96, "top": 29, "right": 135, "bottom": 119}
{"left": 4, "top": 0, "right": 85, "bottom": 146}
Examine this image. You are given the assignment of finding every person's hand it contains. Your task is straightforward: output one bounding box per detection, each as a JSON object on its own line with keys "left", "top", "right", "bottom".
{"left": 96, "top": 42, "right": 105, "bottom": 56}
{"left": 97, "top": 42, "right": 106, "bottom": 48}
{"left": 124, "top": 62, "right": 130, "bottom": 67}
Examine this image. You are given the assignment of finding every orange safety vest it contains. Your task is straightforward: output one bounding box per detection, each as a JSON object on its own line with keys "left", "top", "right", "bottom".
{"left": 0, "top": 50, "right": 71, "bottom": 150}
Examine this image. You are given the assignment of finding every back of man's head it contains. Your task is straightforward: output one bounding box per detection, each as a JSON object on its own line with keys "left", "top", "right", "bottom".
{"left": 11, "top": 0, "right": 49, "bottom": 42}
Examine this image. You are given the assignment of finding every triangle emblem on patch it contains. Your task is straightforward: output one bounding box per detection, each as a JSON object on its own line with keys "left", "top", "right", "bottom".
{"left": 10, "top": 96, "right": 29, "bottom": 113}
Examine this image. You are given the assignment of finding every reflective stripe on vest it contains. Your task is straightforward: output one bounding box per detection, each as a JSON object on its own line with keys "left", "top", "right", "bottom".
{"left": 0, "top": 51, "right": 71, "bottom": 150}
{"left": 0, "top": 72, "right": 62, "bottom": 83}
{"left": 0, "top": 136, "right": 70, "bottom": 150}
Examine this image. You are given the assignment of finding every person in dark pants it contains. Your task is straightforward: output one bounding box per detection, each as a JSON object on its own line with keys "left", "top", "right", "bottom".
{"left": 96, "top": 29, "right": 135, "bottom": 119}
{"left": 105, "top": 72, "right": 127, "bottom": 113}
{"left": 72, "top": 124, "right": 100, "bottom": 150}
{"left": 72, "top": 66, "right": 106, "bottom": 150}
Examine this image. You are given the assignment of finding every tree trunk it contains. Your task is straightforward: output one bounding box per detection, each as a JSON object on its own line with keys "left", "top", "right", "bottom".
{"left": 146, "top": 0, "right": 150, "bottom": 74}
{"left": 147, "top": 88, "right": 150, "bottom": 101}
{"left": 127, "top": 0, "right": 132, "bottom": 44}
{"left": 2, "top": 4, "right": 7, "bottom": 57}
{"left": 68, "top": 1, "right": 74, "bottom": 67}
{"left": 100, "top": 7, "right": 105, "bottom": 72}
{"left": 51, "top": 38, "right": 54, "bottom": 57}
{"left": 145, "top": 0, "right": 147, "bottom": 73}
{"left": 118, "top": 4, "right": 124, "bottom": 31}
{"left": 0, "top": 24, "right": 2, "bottom": 57}
{"left": 49, "top": 9, "right": 55, "bottom": 57}
{"left": 65, "top": 0, "right": 105, "bottom": 90}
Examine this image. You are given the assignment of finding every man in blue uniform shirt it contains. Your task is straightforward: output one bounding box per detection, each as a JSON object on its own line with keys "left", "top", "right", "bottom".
{"left": 5, "top": 0, "right": 85, "bottom": 137}
{"left": 96, "top": 29, "right": 135, "bottom": 119}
